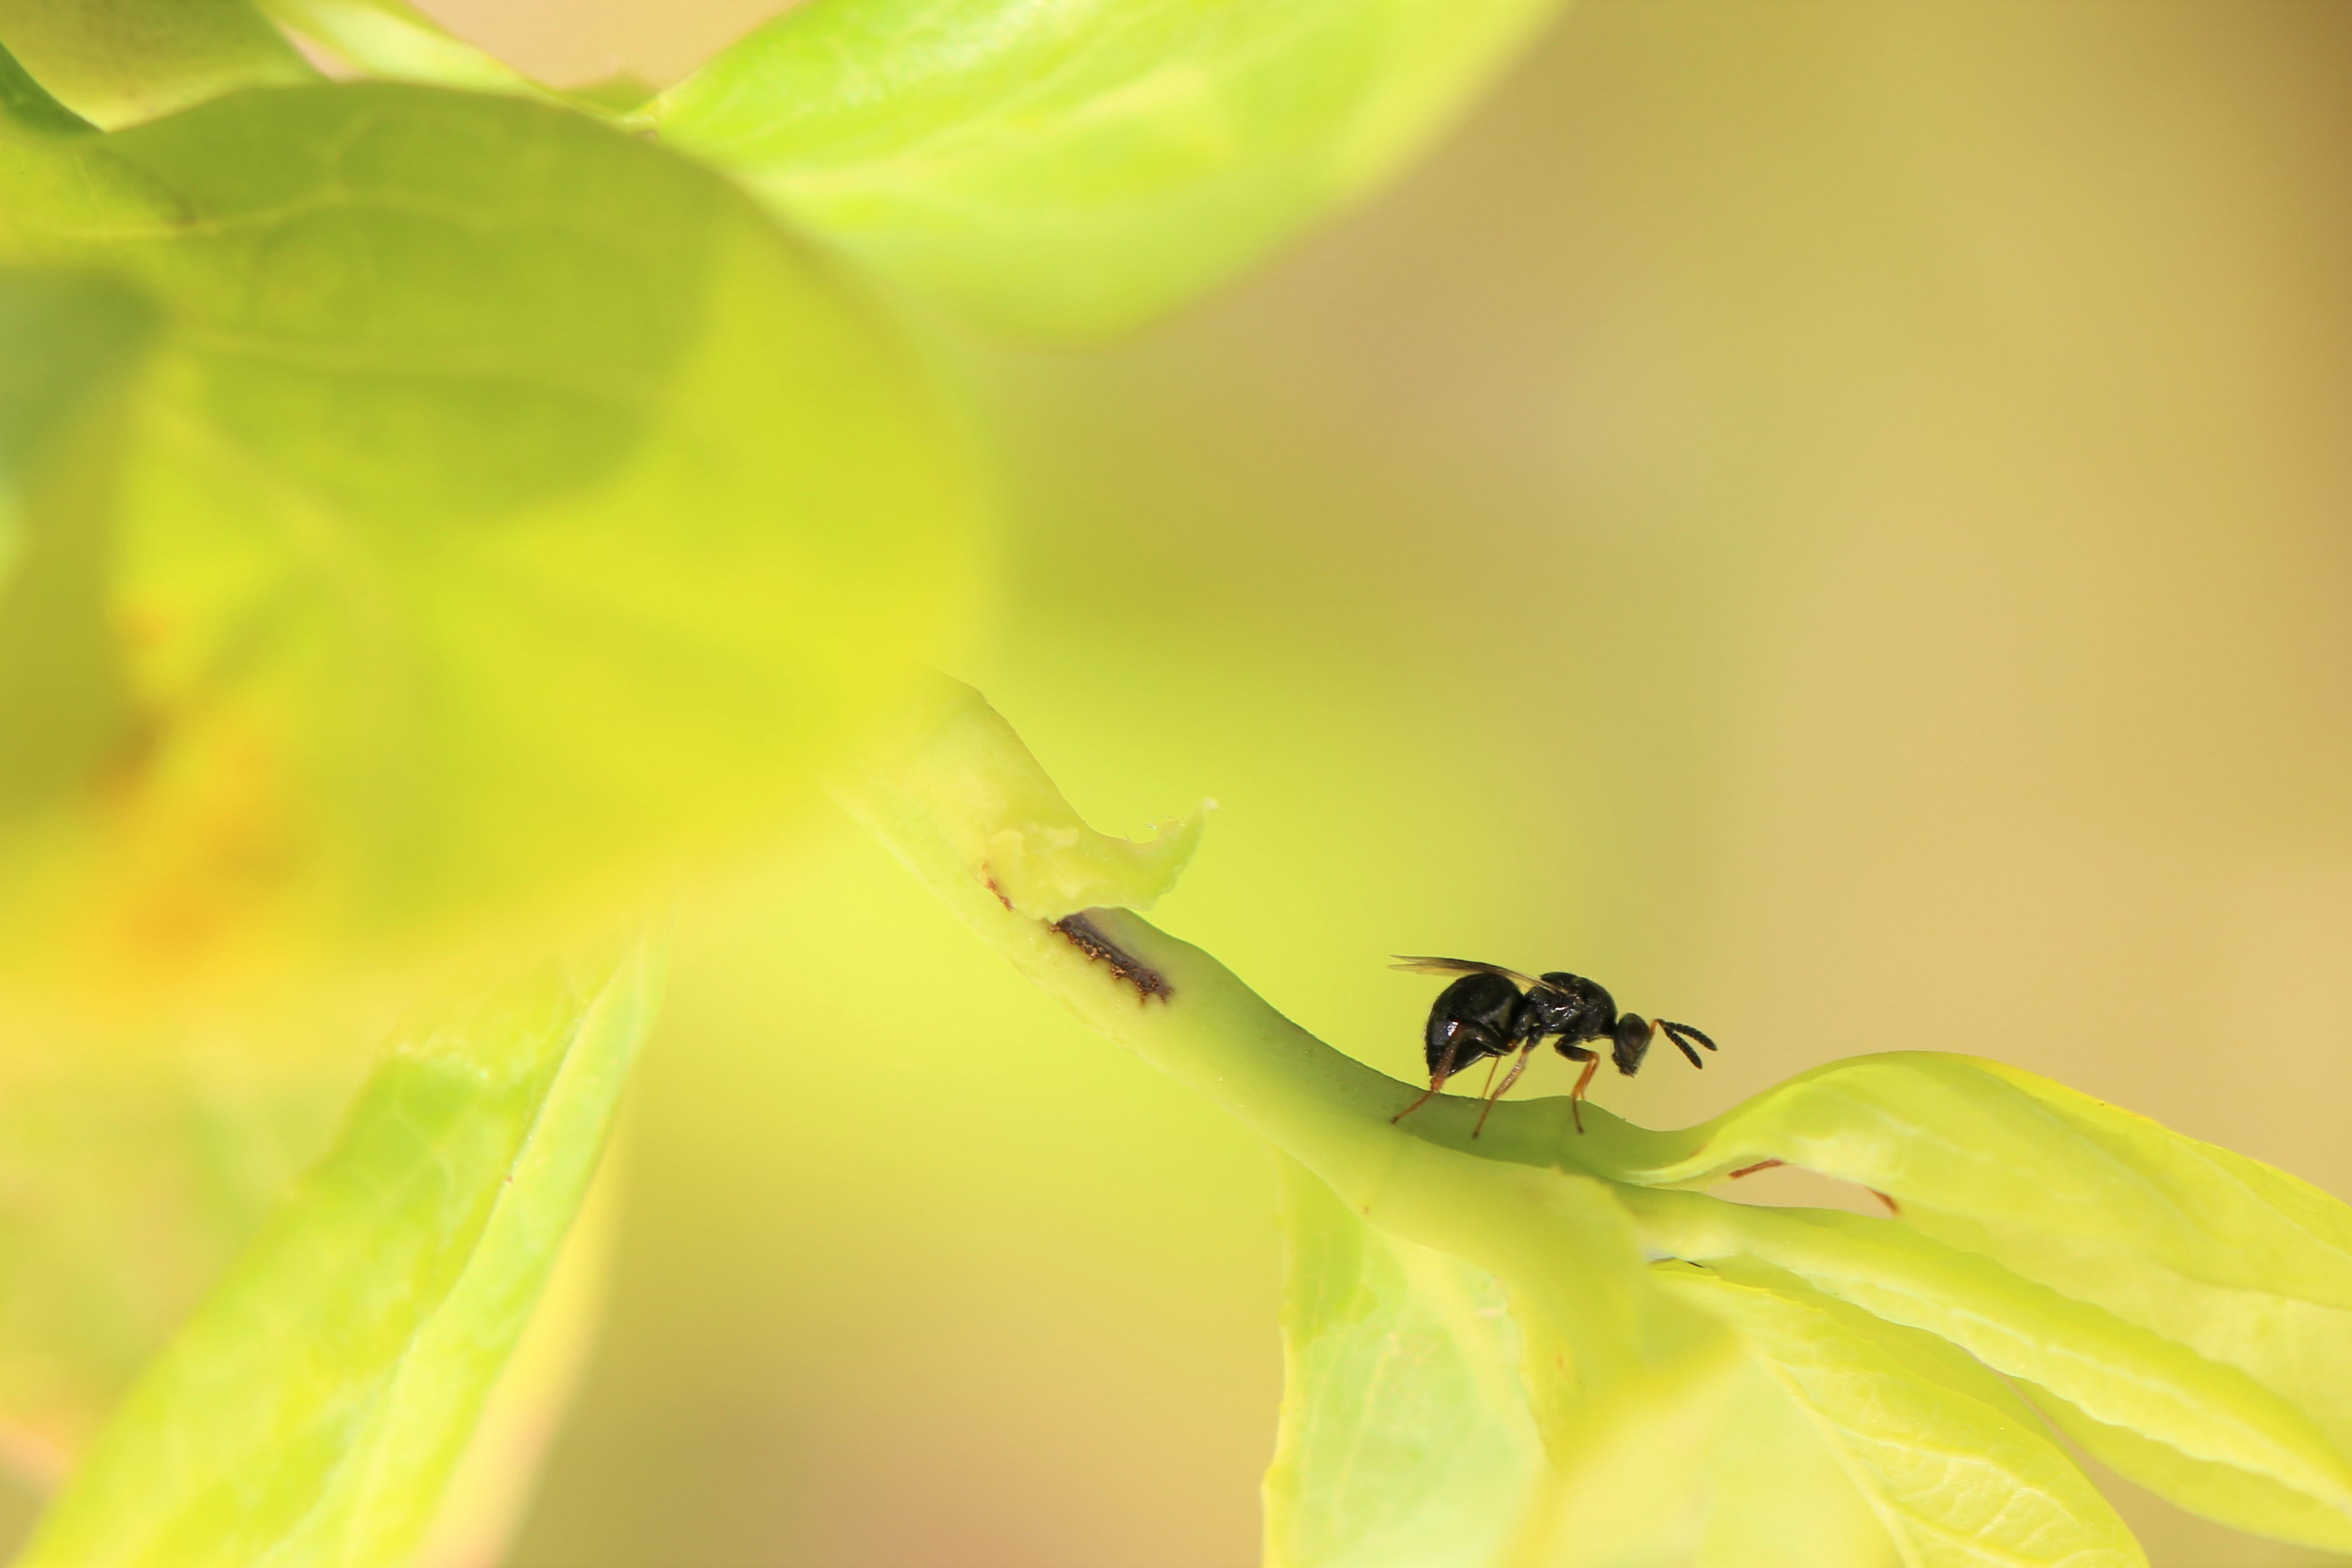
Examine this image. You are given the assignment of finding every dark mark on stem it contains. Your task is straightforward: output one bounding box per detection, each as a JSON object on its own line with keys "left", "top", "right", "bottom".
{"left": 1054, "top": 912, "right": 1173, "bottom": 1002}
{"left": 1728, "top": 1157, "right": 1901, "bottom": 1217}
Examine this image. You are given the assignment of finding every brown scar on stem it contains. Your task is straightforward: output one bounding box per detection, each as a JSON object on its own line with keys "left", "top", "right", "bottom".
{"left": 1052, "top": 911, "right": 1173, "bottom": 1002}
{"left": 1868, "top": 1188, "right": 1902, "bottom": 1216}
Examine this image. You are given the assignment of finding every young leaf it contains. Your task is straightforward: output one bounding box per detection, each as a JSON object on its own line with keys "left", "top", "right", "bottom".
{"left": 1690, "top": 1361, "right": 1897, "bottom": 1568}
{"left": 2023, "top": 1390, "right": 2352, "bottom": 1557}
{"left": 642, "top": 0, "right": 1565, "bottom": 336}
{"left": 1620, "top": 1188, "right": 2352, "bottom": 1543}
{"left": 1268, "top": 1147, "right": 1889, "bottom": 1568}
{"left": 0, "top": 85, "right": 983, "bottom": 992}
{"left": 1581, "top": 1053, "right": 2352, "bottom": 1548}
{"left": 1265, "top": 1154, "right": 1545, "bottom": 1568}
{"left": 1270, "top": 1152, "right": 1895, "bottom": 1568}
{"left": 0, "top": 0, "right": 312, "bottom": 129}
{"left": 1653, "top": 1259, "right": 2146, "bottom": 1568}
{"left": 15, "top": 940, "right": 659, "bottom": 1568}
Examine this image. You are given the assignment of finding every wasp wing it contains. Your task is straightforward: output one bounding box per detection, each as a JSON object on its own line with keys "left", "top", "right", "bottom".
{"left": 1389, "top": 955, "right": 1541, "bottom": 990}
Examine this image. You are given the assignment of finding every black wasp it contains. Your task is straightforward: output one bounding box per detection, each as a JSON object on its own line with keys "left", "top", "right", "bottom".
{"left": 1390, "top": 957, "right": 1717, "bottom": 1136}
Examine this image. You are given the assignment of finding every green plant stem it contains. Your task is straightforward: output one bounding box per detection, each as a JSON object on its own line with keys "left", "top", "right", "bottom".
{"left": 832, "top": 681, "right": 1676, "bottom": 1381}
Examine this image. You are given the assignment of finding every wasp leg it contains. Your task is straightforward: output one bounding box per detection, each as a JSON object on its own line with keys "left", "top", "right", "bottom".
{"left": 1472, "top": 1043, "right": 1539, "bottom": 1138}
{"left": 1390, "top": 1050, "right": 1457, "bottom": 1123}
{"left": 1393, "top": 1026, "right": 1498, "bottom": 1124}
{"left": 1659, "top": 1020, "right": 1715, "bottom": 1068}
{"left": 1475, "top": 1053, "right": 1504, "bottom": 1101}
{"left": 1564, "top": 1049, "right": 1602, "bottom": 1135}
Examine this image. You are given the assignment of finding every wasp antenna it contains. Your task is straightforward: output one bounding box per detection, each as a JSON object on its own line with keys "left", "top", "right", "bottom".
{"left": 1664, "top": 1019, "right": 1717, "bottom": 1052}
{"left": 1660, "top": 1020, "right": 1712, "bottom": 1070}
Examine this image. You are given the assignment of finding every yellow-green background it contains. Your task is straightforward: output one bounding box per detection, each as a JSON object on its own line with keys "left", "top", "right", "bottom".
{"left": 74, "top": 3, "right": 2352, "bottom": 1564}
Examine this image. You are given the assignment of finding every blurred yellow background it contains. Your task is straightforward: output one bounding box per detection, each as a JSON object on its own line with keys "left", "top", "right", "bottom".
{"left": 380, "top": 3, "right": 2352, "bottom": 1565}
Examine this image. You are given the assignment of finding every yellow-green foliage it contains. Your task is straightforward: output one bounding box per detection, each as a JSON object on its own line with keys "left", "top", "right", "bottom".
{"left": 843, "top": 679, "right": 2352, "bottom": 1568}
{"left": 0, "top": 6, "right": 2340, "bottom": 1567}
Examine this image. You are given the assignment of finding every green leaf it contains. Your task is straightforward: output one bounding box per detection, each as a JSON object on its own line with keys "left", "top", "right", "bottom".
{"left": 0, "top": 0, "right": 312, "bottom": 129}
{"left": 1509, "top": 1267, "right": 1889, "bottom": 1568}
{"left": 1655, "top": 1259, "right": 2145, "bottom": 1568}
{"left": 1265, "top": 1154, "right": 1544, "bottom": 1568}
{"left": 642, "top": 0, "right": 1566, "bottom": 336}
{"left": 1622, "top": 1188, "right": 2352, "bottom": 1546}
{"left": 0, "top": 40, "right": 91, "bottom": 134}
{"left": 1515, "top": 1324, "right": 1748, "bottom": 1568}
{"left": 0, "top": 267, "right": 154, "bottom": 817}
{"left": 0, "top": 84, "right": 982, "bottom": 989}
{"left": 16, "top": 940, "right": 659, "bottom": 1568}
{"left": 1690, "top": 1361, "right": 1897, "bottom": 1568}
{"left": 1583, "top": 1053, "right": 2352, "bottom": 1550}
{"left": 0, "top": 1042, "right": 363, "bottom": 1486}
{"left": 1268, "top": 1156, "right": 1894, "bottom": 1568}
{"left": 407, "top": 1144, "right": 618, "bottom": 1568}
{"left": 2024, "top": 1393, "right": 2352, "bottom": 1561}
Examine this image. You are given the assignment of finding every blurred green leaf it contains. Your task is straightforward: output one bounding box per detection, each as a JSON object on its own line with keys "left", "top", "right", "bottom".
{"left": 249, "top": 0, "right": 536, "bottom": 96}
{"left": 0, "top": 267, "right": 154, "bottom": 817}
{"left": 1264, "top": 1154, "right": 1544, "bottom": 1568}
{"left": 642, "top": 0, "right": 1565, "bottom": 336}
{"left": 1655, "top": 1259, "right": 2145, "bottom": 1568}
{"left": 407, "top": 1142, "right": 617, "bottom": 1568}
{"left": 0, "top": 1043, "right": 363, "bottom": 1486}
{"left": 0, "top": 0, "right": 311, "bottom": 129}
{"left": 17, "top": 941, "right": 658, "bottom": 1568}
{"left": 0, "top": 83, "right": 983, "bottom": 990}
{"left": 1588, "top": 1053, "right": 2352, "bottom": 1550}
{"left": 0, "top": 40, "right": 91, "bottom": 134}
